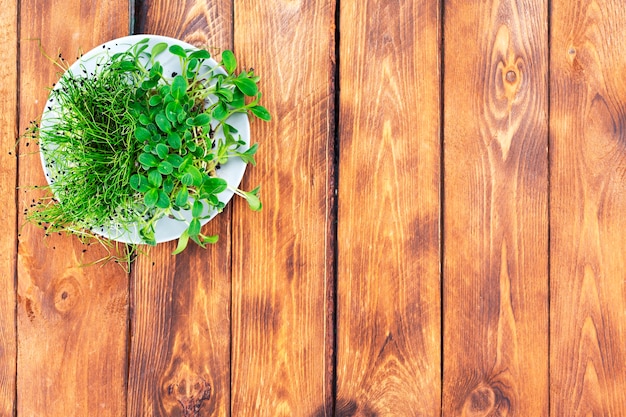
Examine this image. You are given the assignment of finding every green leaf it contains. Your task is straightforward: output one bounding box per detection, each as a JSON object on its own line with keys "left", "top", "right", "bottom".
{"left": 157, "top": 161, "right": 174, "bottom": 175}
{"left": 243, "top": 190, "right": 262, "bottom": 211}
{"left": 135, "top": 126, "right": 152, "bottom": 142}
{"left": 246, "top": 143, "right": 259, "bottom": 155}
{"left": 148, "top": 169, "right": 162, "bottom": 187}
{"left": 200, "top": 234, "right": 219, "bottom": 244}
{"left": 144, "top": 188, "right": 159, "bottom": 207}
{"left": 156, "top": 190, "right": 170, "bottom": 209}
{"left": 149, "top": 95, "right": 163, "bottom": 106}
{"left": 160, "top": 85, "right": 171, "bottom": 96}
{"left": 168, "top": 44, "right": 187, "bottom": 59}
{"left": 175, "top": 187, "right": 189, "bottom": 207}
{"left": 141, "top": 78, "right": 158, "bottom": 90}
{"left": 189, "top": 49, "right": 211, "bottom": 60}
{"left": 140, "top": 225, "right": 156, "bottom": 246}
{"left": 149, "top": 61, "right": 163, "bottom": 79}
{"left": 212, "top": 103, "right": 228, "bottom": 121}
{"left": 186, "top": 58, "right": 199, "bottom": 78}
{"left": 171, "top": 75, "right": 188, "bottom": 100}
{"left": 193, "top": 113, "right": 211, "bottom": 126}
{"left": 231, "top": 89, "right": 245, "bottom": 108}
{"left": 181, "top": 172, "right": 194, "bottom": 186}
{"left": 233, "top": 77, "right": 258, "bottom": 96}
{"left": 167, "top": 132, "right": 182, "bottom": 149}
{"left": 221, "top": 50, "right": 236, "bottom": 74}
{"left": 139, "top": 114, "right": 151, "bottom": 126}
{"left": 216, "top": 88, "right": 234, "bottom": 102}
{"left": 129, "top": 174, "right": 149, "bottom": 192}
{"left": 163, "top": 177, "right": 174, "bottom": 194}
{"left": 139, "top": 153, "right": 159, "bottom": 167}
{"left": 151, "top": 42, "right": 168, "bottom": 60}
{"left": 120, "top": 60, "right": 136, "bottom": 71}
{"left": 155, "top": 143, "right": 169, "bottom": 159}
{"left": 188, "top": 218, "right": 201, "bottom": 237}
{"left": 250, "top": 105, "right": 271, "bottom": 121}
{"left": 179, "top": 156, "right": 192, "bottom": 172}
{"left": 202, "top": 177, "right": 227, "bottom": 194}
{"left": 172, "top": 230, "right": 190, "bottom": 255}
{"left": 185, "top": 165, "right": 204, "bottom": 187}
{"left": 155, "top": 112, "right": 171, "bottom": 133}
{"left": 239, "top": 143, "right": 258, "bottom": 166}
{"left": 166, "top": 101, "right": 184, "bottom": 123}
{"left": 192, "top": 200, "right": 204, "bottom": 217}
{"left": 166, "top": 153, "right": 183, "bottom": 168}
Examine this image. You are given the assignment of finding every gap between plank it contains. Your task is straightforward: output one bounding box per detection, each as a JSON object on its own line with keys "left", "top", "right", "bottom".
{"left": 546, "top": 0, "right": 552, "bottom": 414}
{"left": 330, "top": 1, "right": 341, "bottom": 415}
{"left": 13, "top": 0, "right": 21, "bottom": 415}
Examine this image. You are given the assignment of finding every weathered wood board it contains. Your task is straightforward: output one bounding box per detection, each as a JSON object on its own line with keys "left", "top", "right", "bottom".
{"left": 550, "top": 0, "right": 626, "bottom": 414}
{"left": 443, "top": 0, "right": 549, "bottom": 415}
{"left": 16, "top": 1, "right": 130, "bottom": 415}
{"left": 0, "top": 0, "right": 18, "bottom": 413}
{"left": 128, "top": 1, "right": 234, "bottom": 415}
{"left": 336, "top": 0, "right": 442, "bottom": 415}
{"left": 230, "top": 0, "right": 336, "bottom": 415}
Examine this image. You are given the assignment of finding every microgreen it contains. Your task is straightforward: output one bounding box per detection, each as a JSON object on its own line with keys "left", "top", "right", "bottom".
{"left": 24, "top": 38, "right": 270, "bottom": 258}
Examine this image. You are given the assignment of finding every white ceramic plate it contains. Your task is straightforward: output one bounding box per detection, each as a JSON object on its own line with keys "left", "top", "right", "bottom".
{"left": 40, "top": 34, "right": 250, "bottom": 244}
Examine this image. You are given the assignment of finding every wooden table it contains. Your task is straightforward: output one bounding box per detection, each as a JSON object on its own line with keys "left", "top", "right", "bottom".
{"left": 2, "top": 0, "right": 626, "bottom": 415}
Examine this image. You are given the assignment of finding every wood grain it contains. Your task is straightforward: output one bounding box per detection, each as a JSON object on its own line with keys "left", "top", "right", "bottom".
{"left": 550, "top": 0, "right": 626, "bottom": 415}
{"left": 335, "top": 0, "right": 441, "bottom": 415}
{"left": 128, "top": 1, "right": 234, "bottom": 416}
{"left": 16, "top": 1, "right": 130, "bottom": 416}
{"left": 442, "top": 0, "right": 549, "bottom": 415}
{"left": 0, "top": 0, "right": 17, "bottom": 414}
{"left": 230, "top": 1, "right": 336, "bottom": 415}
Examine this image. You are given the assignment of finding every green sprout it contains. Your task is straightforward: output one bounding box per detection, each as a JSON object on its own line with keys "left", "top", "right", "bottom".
{"left": 24, "top": 38, "right": 270, "bottom": 258}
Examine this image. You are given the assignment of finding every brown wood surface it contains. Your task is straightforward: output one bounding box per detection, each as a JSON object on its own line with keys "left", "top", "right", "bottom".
{"left": 128, "top": 1, "right": 233, "bottom": 416}
{"left": 16, "top": 1, "right": 130, "bottom": 416}
{"left": 0, "top": 0, "right": 17, "bottom": 413}
{"left": 335, "top": 0, "right": 441, "bottom": 415}
{"left": 550, "top": 0, "right": 626, "bottom": 415}
{"left": 4, "top": 1, "right": 626, "bottom": 416}
{"left": 230, "top": 0, "right": 336, "bottom": 415}
{"left": 443, "top": 0, "right": 549, "bottom": 415}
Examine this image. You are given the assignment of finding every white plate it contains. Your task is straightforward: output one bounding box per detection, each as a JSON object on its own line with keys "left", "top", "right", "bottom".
{"left": 40, "top": 34, "right": 249, "bottom": 244}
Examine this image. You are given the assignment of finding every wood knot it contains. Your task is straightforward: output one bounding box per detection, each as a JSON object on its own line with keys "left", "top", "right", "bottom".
{"left": 165, "top": 376, "right": 211, "bottom": 417}
{"left": 462, "top": 383, "right": 510, "bottom": 417}
{"left": 53, "top": 277, "right": 82, "bottom": 313}
{"left": 335, "top": 398, "right": 378, "bottom": 417}
{"left": 567, "top": 45, "right": 578, "bottom": 66}
{"left": 505, "top": 70, "right": 517, "bottom": 83}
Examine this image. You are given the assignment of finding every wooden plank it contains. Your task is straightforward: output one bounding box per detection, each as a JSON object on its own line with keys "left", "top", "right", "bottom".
{"left": 335, "top": 0, "right": 441, "bottom": 415}
{"left": 550, "top": 1, "right": 626, "bottom": 414}
{"left": 0, "top": 1, "right": 17, "bottom": 414}
{"left": 127, "top": 1, "right": 233, "bottom": 415}
{"left": 16, "top": 1, "right": 130, "bottom": 415}
{"left": 230, "top": 1, "right": 335, "bottom": 415}
{"left": 442, "top": 0, "right": 549, "bottom": 415}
